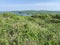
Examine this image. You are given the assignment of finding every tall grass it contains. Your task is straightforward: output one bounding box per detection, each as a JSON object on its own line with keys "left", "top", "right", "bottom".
{"left": 0, "top": 13, "right": 60, "bottom": 45}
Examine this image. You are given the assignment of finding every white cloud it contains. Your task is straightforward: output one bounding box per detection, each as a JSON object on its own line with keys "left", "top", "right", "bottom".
{"left": 0, "top": 2, "right": 60, "bottom": 11}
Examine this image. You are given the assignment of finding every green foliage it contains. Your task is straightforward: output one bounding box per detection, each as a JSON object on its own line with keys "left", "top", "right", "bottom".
{"left": 0, "top": 12, "right": 60, "bottom": 45}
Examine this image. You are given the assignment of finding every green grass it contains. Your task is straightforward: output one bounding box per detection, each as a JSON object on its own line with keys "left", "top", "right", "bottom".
{"left": 0, "top": 12, "right": 60, "bottom": 45}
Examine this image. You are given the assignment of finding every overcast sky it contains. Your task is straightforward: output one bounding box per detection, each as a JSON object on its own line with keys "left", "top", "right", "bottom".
{"left": 0, "top": 0, "right": 60, "bottom": 11}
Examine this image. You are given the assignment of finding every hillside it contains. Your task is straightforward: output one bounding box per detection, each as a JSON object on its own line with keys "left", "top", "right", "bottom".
{"left": 0, "top": 12, "right": 60, "bottom": 45}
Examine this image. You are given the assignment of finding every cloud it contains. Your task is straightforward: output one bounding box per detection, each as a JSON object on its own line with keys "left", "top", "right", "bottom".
{"left": 0, "top": 2, "right": 60, "bottom": 11}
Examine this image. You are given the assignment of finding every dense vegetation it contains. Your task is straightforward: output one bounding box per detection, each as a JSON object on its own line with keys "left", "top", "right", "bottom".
{"left": 0, "top": 12, "right": 60, "bottom": 45}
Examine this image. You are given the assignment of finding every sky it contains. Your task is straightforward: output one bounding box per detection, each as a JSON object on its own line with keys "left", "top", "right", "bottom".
{"left": 0, "top": 0, "right": 60, "bottom": 11}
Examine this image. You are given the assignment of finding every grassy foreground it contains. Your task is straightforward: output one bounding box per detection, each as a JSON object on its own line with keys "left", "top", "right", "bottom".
{"left": 0, "top": 13, "right": 60, "bottom": 45}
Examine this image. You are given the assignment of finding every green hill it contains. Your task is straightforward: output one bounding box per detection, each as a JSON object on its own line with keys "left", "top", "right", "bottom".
{"left": 0, "top": 12, "right": 60, "bottom": 45}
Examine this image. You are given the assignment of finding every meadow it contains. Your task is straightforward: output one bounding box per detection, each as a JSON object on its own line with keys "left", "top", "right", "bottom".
{"left": 0, "top": 12, "right": 60, "bottom": 45}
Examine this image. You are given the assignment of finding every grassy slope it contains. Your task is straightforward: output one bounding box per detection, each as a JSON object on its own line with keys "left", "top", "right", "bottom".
{"left": 0, "top": 13, "right": 60, "bottom": 45}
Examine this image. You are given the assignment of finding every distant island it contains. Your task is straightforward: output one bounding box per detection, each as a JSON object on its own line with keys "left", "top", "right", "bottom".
{"left": 0, "top": 10, "right": 60, "bottom": 16}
